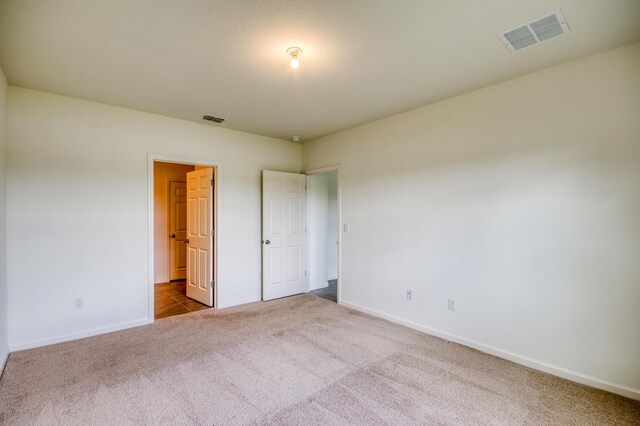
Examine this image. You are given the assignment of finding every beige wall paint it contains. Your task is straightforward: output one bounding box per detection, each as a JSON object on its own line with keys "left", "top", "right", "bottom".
{"left": 7, "top": 88, "right": 301, "bottom": 349}
{"left": 0, "top": 66, "right": 8, "bottom": 371}
{"left": 153, "top": 161, "right": 195, "bottom": 283}
{"left": 303, "top": 43, "right": 640, "bottom": 396}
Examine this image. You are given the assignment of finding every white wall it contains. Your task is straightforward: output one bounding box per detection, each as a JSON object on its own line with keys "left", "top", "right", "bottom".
{"left": 7, "top": 87, "right": 301, "bottom": 349}
{"left": 326, "top": 171, "right": 338, "bottom": 281}
{"left": 153, "top": 161, "right": 195, "bottom": 283}
{"left": 308, "top": 173, "right": 329, "bottom": 290}
{"left": 0, "top": 67, "right": 8, "bottom": 371}
{"left": 303, "top": 43, "right": 640, "bottom": 397}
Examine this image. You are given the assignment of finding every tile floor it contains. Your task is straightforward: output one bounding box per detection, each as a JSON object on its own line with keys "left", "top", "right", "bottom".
{"left": 309, "top": 279, "right": 337, "bottom": 303}
{"left": 154, "top": 280, "right": 210, "bottom": 319}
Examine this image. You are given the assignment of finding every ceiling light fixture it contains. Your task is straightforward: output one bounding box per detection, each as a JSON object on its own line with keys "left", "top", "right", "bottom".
{"left": 287, "top": 47, "right": 302, "bottom": 69}
{"left": 291, "top": 136, "right": 301, "bottom": 143}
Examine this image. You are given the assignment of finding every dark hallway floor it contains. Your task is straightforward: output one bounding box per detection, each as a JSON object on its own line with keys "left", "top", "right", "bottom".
{"left": 154, "top": 280, "right": 210, "bottom": 319}
{"left": 309, "top": 279, "right": 337, "bottom": 303}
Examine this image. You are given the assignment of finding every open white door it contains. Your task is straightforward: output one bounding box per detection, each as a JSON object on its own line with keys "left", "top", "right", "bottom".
{"left": 262, "top": 171, "right": 307, "bottom": 301}
{"left": 186, "top": 168, "right": 214, "bottom": 306}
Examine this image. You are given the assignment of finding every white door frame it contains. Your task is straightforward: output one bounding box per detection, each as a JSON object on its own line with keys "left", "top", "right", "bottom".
{"left": 148, "top": 153, "right": 222, "bottom": 322}
{"left": 304, "top": 165, "right": 342, "bottom": 304}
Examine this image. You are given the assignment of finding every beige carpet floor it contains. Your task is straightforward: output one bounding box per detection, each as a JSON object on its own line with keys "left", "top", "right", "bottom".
{"left": 0, "top": 295, "right": 638, "bottom": 425}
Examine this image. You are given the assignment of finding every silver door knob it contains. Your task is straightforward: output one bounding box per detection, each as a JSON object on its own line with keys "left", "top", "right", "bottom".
{"left": 265, "top": 240, "right": 271, "bottom": 245}
{"left": 169, "top": 234, "right": 176, "bottom": 238}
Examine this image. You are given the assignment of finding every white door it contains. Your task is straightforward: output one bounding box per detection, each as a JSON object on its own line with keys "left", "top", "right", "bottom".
{"left": 262, "top": 170, "right": 307, "bottom": 301}
{"left": 169, "top": 181, "right": 187, "bottom": 281}
{"left": 186, "top": 168, "right": 214, "bottom": 306}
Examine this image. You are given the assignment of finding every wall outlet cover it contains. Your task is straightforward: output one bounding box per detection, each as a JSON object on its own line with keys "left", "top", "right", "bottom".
{"left": 448, "top": 298, "right": 456, "bottom": 311}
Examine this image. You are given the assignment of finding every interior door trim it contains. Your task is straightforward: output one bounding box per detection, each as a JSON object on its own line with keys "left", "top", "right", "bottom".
{"left": 148, "top": 153, "right": 222, "bottom": 322}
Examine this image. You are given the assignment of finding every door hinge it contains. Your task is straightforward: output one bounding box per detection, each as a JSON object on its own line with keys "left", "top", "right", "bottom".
{"left": 304, "top": 270, "right": 307, "bottom": 276}
{"left": 211, "top": 229, "right": 215, "bottom": 238}
{"left": 211, "top": 280, "right": 215, "bottom": 289}
{"left": 211, "top": 178, "right": 215, "bottom": 186}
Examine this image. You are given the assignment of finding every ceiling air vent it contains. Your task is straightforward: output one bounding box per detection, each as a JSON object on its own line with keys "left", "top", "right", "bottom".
{"left": 498, "top": 10, "right": 569, "bottom": 53}
{"left": 203, "top": 115, "right": 225, "bottom": 123}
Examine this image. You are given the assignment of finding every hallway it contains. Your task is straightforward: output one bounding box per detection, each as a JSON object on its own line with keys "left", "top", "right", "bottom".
{"left": 154, "top": 281, "right": 210, "bottom": 319}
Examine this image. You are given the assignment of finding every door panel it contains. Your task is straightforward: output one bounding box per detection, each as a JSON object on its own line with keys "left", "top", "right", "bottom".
{"left": 262, "top": 171, "right": 307, "bottom": 301}
{"left": 270, "top": 199, "right": 283, "bottom": 235}
{"left": 169, "top": 181, "right": 187, "bottom": 280}
{"left": 186, "top": 168, "right": 214, "bottom": 306}
{"left": 289, "top": 198, "right": 301, "bottom": 233}
{"left": 289, "top": 246, "right": 301, "bottom": 281}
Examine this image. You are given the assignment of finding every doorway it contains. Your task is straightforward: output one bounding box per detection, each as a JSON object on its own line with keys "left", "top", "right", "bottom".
{"left": 260, "top": 168, "right": 340, "bottom": 303}
{"left": 307, "top": 170, "right": 339, "bottom": 303}
{"left": 152, "top": 160, "right": 218, "bottom": 319}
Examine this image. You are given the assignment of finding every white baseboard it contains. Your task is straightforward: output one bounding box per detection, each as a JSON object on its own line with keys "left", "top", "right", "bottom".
{"left": 8, "top": 295, "right": 261, "bottom": 351}
{"left": 217, "top": 297, "right": 261, "bottom": 309}
{"left": 0, "top": 347, "right": 9, "bottom": 378}
{"left": 339, "top": 300, "right": 640, "bottom": 401}
{"left": 9, "top": 318, "right": 152, "bottom": 352}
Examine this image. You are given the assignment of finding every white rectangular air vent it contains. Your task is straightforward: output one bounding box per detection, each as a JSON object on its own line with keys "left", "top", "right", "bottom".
{"left": 498, "top": 10, "right": 569, "bottom": 53}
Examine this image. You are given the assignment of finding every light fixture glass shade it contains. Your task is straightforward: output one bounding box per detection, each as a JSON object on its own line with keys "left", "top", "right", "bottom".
{"left": 287, "top": 47, "right": 302, "bottom": 70}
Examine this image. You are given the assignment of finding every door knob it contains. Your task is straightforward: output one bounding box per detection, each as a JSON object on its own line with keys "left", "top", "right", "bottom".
{"left": 182, "top": 239, "right": 189, "bottom": 244}
{"left": 265, "top": 240, "right": 271, "bottom": 245}
{"left": 169, "top": 234, "right": 176, "bottom": 238}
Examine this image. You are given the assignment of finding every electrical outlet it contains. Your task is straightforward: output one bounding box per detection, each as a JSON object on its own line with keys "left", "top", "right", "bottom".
{"left": 75, "top": 297, "right": 84, "bottom": 309}
{"left": 448, "top": 298, "right": 456, "bottom": 311}
{"left": 406, "top": 289, "right": 413, "bottom": 301}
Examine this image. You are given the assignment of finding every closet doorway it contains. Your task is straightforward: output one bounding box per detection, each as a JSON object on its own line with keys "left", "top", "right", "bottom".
{"left": 307, "top": 169, "right": 339, "bottom": 303}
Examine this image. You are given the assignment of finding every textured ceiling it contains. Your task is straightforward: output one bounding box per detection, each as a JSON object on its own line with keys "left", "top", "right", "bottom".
{"left": 1, "top": 0, "right": 639, "bottom": 141}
